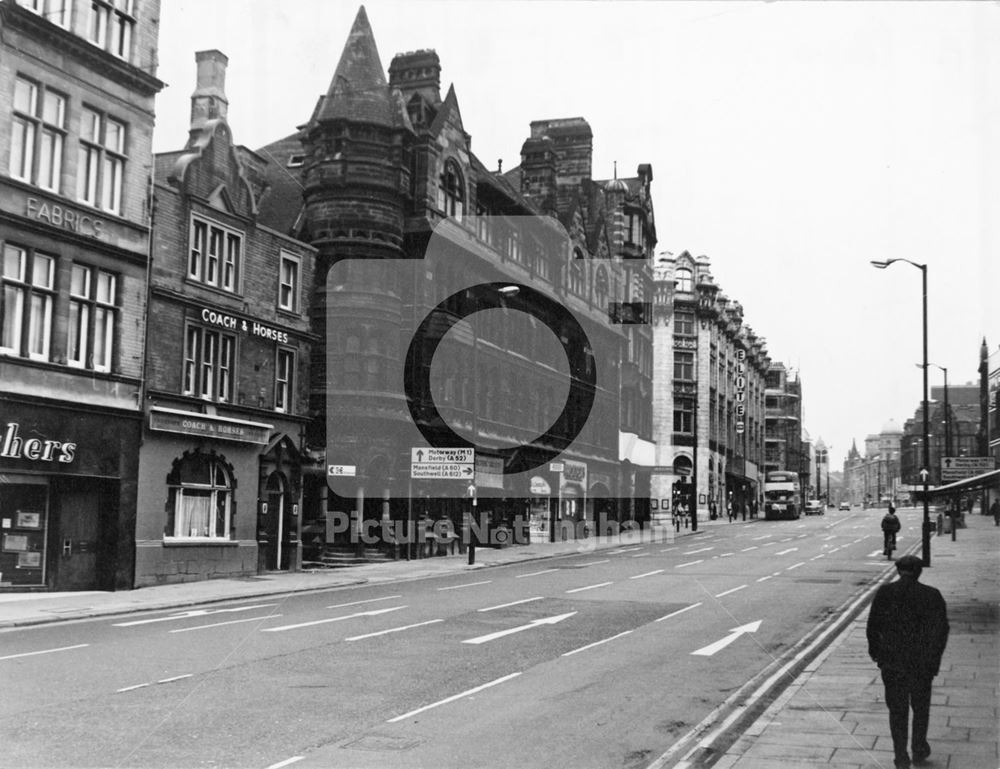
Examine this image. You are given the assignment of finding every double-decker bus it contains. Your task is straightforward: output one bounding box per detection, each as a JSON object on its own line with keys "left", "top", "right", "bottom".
{"left": 763, "top": 470, "right": 801, "bottom": 520}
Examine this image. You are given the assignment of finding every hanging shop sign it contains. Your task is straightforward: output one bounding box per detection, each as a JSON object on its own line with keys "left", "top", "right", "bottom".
{"left": 149, "top": 407, "right": 272, "bottom": 445}
{"left": 735, "top": 348, "right": 747, "bottom": 434}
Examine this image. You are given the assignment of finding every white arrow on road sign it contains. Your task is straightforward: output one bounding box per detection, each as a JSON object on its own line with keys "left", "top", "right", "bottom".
{"left": 691, "top": 620, "right": 762, "bottom": 656}
{"left": 919, "top": 468, "right": 929, "bottom": 482}
{"left": 461, "top": 611, "right": 577, "bottom": 645}
{"left": 411, "top": 447, "right": 474, "bottom": 464}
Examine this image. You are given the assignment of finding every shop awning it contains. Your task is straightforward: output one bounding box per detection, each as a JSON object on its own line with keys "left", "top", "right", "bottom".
{"left": 924, "top": 469, "right": 1000, "bottom": 497}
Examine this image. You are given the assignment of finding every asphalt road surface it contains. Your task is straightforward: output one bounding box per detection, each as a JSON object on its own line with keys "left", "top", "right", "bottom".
{"left": 0, "top": 507, "right": 917, "bottom": 769}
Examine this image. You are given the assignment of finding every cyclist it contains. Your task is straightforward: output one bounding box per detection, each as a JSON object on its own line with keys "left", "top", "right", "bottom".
{"left": 881, "top": 505, "right": 901, "bottom": 557}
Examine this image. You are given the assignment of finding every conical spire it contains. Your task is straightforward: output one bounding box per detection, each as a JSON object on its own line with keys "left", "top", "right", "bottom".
{"left": 316, "top": 6, "right": 395, "bottom": 127}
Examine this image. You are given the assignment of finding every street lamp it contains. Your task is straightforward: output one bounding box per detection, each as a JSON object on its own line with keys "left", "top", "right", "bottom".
{"left": 871, "top": 258, "right": 931, "bottom": 567}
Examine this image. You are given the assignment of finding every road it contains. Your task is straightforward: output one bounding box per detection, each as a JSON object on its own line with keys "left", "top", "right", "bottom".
{"left": 0, "top": 507, "right": 918, "bottom": 769}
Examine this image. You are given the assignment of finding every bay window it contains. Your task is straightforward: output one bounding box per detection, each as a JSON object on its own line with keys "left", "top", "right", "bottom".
{"left": 165, "top": 452, "right": 233, "bottom": 541}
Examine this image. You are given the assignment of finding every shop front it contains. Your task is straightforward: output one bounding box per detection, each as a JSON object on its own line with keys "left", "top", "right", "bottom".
{"left": 134, "top": 405, "right": 303, "bottom": 587}
{"left": 0, "top": 402, "right": 139, "bottom": 591}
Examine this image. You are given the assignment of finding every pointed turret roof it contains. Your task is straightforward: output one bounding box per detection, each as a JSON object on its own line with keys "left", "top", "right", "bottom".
{"left": 315, "top": 6, "right": 396, "bottom": 127}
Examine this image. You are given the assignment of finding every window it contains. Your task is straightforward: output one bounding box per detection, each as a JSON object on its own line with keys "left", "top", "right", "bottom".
{"left": 189, "top": 217, "right": 242, "bottom": 292}
{"left": 68, "top": 264, "right": 116, "bottom": 371}
{"left": 166, "top": 452, "right": 233, "bottom": 540}
{"left": 89, "top": 0, "right": 134, "bottom": 60}
{"left": 183, "top": 326, "right": 235, "bottom": 402}
{"left": 595, "top": 268, "right": 609, "bottom": 310}
{"left": 278, "top": 252, "right": 299, "bottom": 312}
{"left": 1, "top": 245, "right": 54, "bottom": 360}
{"left": 569, "top": 250, "right": 585, "bottom": 295}
{"left": 675, "top": 311, "right": 695, "bottom": 336}
{"left": 627, "top": 212, "right": 644, "bottom": 247}
{"left": 275, "top": 348, "right": 294, "bottom": 412}
{"left": 437, "top": 161, "right": 464, "bottom": 221}
{"left": 674, "top": 351, "right": 694, "bottom": 381}
{"left": 77, "top": 107, "right": 126, "bottom": 214}
{"left": 18, "top": 0, "right": 69, "bottom": 27}
{"left": 675, "top": 268, "right": 693, "bottom": 293}
{"left": 11, "top": 77, "right": 66, "bottom": 192}
{"left": 673, "top": 399, "right": 694, "bottom": 433}
{"left": 475, "top": 204, "right": 492, "bottom": 244}
{"left": 506, "top": 226, "right": 521, "bottom": 262}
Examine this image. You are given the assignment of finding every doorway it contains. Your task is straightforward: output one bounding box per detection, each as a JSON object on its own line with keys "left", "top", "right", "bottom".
{"left": 257, "top": 472, "right": 290, "bottom": 571}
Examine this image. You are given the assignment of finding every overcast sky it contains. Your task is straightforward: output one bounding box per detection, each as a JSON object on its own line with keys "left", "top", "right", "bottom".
{"left": 153, "top": 1, "right": 999, "bottom": 467}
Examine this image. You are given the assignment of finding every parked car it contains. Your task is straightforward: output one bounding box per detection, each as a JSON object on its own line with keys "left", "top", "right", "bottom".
{"left": 805, "top": 499, "right": 824, "bottom": 515}
{"left": 839, "top": 501, "right": 851, "bottom": 511}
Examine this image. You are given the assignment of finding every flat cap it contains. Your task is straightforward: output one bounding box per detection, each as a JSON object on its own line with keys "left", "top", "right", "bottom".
{"left": 895, "top": 554, "right": 923, "bottom": 573}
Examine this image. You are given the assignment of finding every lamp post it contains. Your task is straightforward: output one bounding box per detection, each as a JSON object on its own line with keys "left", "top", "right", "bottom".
{"left": 871, "top": 258, "right": 931, "bottom": 567}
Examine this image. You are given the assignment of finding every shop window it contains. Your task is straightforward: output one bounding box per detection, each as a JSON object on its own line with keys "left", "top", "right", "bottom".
{"left": 88, "top": 0, "right": 134, "bottom": 60}
{"left": 68, "top": 264, "right": 116, "bottom": 371}
{"left": 189, "top": 216, "right": 242, "bottom": 293}
{"left": 165, "top": 452, "right": 234, "bottom": 541}
{"left": 278, "top": 252, "right": 299, "bottom": 312}
{"left": 18, "top": 0, "right": 70, "bottom": 27}
{"left": 275, "top": 347, "right": 294, "bottom": 412}
{"left": 77, "top": 107, "right": 126, "bottom": 214}
{"left": 0, "top": 245, "right": 54, "bottom": 361}
{"left": 183, "top": 326, "right": 235, "bottom": 402}
{"left": 11, "top": 76, "right": 66, "bottom": 192}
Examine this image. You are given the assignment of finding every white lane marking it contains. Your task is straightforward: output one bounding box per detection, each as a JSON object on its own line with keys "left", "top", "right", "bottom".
{"left": 327, "top": 595, "right": 401, "bottom": 609}
{"left": 779, "top": 538, "right": 793, "bottom": 542}
{"left": 630, "top": 569, "right": 665, "bottom": 580}
{"left": 719, "top": 552, "right": 734, "bottom": 558}
{"left": 478, "top": 597, "right": 544, "bottom": 612}
{"left": 692, "top": 621, "right": 762, "bottom": 656}
{"left": 867, "top": 550, "right": 884, "bottom": 558}
{"left": 0, "top": 643, "right": 89, "bottom": 661}
{"left": 822, "top": 535, "right": 837, "bottom": 541}
{"left": 752, "top": 534, "right": 774, "bottom": 540}
{"left": 114, "top": 604, "right": 279, "bottom": 627}
{"left": 756, "top": 575, "right": 773, "bottom": 582}
{"left": 170, "top": 615, "right": 280, "bottom": 633}
{"left": 388, "top": 672, "right": 522, "bottom": 723}
{"left": 656, "top": 602, "right": 703, "bottom": 622}
{"left": 516, "top": 569, "right": 558, "bottom": 578}
{"left": 676, "top": 560, "right": 704, "bottom": 568}
{"left": 632, "top": 553, "right": 651, "bottom": 558}
{"left": 462, "top": 612, "right": 577, "bottom": 645}
{"left": 116, "top": 683, "right": 150, "bottom": 693}
{"left": 612, "top": 547, "right": 643, "bottom": 553}
{"left": 773, "top": 571, "right": 782, "bottom": 576}
{"left": 786, "top": 562, "right": 806, "bottom": 571}
{"left": 577, "top": 559, "right": 610, "bottom": 566}
{"left": 562, "top": 630, "right": 633, "bottom": 657}
{"left": 261, "top": 606, "right": 405, "bottom": 632}
{"left": 265, "top": 756, "right": 305, "bottom": 769}
{"left": 682, "top": 547, "right": 714, "bottom": 555}
{"left": 810, "top": 554, "right": 826, "bottom": 560}
{"left": 715, "top": 585, "right": 748, "bottom": 598}
{"left": 741, "top": 546, "right": 758, "bottom": 552}
{"left": 158, "top": 674, "right": 193, "bottom": 684}
{"left": 660, "top": 547, "right": 679, "bottom": 553}
{"left": 565, "top": 581, "right": 613, "bottom": 594}
{"left": 437, "top": 580, "right": 492, "bottom": 591}
{"left": 117, "top": 673, "right": 193, "bottom": 693}
{"left": 775, "top": 548, "right": 798, "bottom": 555}
{"left": 345, "top": 619, "right": 444, "bottom": 641}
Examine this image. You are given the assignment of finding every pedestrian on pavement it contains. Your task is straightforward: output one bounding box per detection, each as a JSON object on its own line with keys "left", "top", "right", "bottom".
{"left": 726, "top": 495, "right": 734, "bottom": 522}
{"left": 866, "top": 554, "right": 949, "bottom": 769}
{"left": 991, "top": 498, "right": 1000, "bottom": 526}
{"left": 881, "top": 505, "right": 901, "bottom": 556}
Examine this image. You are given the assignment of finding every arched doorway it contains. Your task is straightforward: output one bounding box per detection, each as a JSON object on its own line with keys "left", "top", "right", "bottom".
{"left": 258, "top": 471, "right": 291, "bottom": 571}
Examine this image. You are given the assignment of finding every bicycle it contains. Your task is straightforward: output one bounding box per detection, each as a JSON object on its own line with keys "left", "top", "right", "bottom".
{"left": 883, "top": 531, "right": 897, "bottom": 559}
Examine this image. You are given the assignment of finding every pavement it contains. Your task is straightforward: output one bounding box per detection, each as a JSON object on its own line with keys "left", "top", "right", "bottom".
{"left": 2, "top": 510, "right": 996, "bottom": 769}
{"left": 709, "top": 511, "right": 1000, "bottom": 769}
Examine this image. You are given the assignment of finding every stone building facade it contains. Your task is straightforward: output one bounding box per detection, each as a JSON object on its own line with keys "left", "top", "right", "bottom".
{"left": 0, "top": 0, "right": 162, "bottom": 590}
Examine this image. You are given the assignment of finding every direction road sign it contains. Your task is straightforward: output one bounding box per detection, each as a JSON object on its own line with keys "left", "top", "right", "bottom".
{"left": 411, "top": 463, "right": 476, "bottom": 479}
{"left": 940, "top": 456, "right": 996, "bottom": 482}
{"left": 327, "top": 464, "right": 356, "bottom": 477}
{"left": 411, "top": 447, "right": 474, "bottom": 464}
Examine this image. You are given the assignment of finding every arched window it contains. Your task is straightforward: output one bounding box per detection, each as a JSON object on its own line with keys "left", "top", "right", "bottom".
{"left": 438, "top": 160, "right": 464, "bottom": 222}
{"left": 569, "top": 259, "right": 584, "bottom": 296}
{"left": 165, "top": 452, "right": 234, "bottom": 540}
{"left": 675, "top": 268, "right": 693, "bottom": 293}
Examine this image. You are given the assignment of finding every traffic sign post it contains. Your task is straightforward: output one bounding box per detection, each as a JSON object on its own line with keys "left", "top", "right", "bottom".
{"left": 940, "top": 457, "right": 995, "bottom": 483}
{"left": 410, "top": 447, "right": 475, "bottom": 480}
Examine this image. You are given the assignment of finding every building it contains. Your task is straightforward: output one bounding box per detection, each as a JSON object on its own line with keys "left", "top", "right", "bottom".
{"left": 979, "top": 338, "right": 999, "bottom": 509}
{"left": 133, "top": 51, "right": 317, "bottom": 586}
{"left": 651, "top": 252, "right": 769, "bottom": 521}
{"left": 0, "top": 0, "right": 162, "bottom": 590}
{"left": 254, "top": 7, "right": 656, "bottom": 548}
{"left": 841, "top": 421, "right": 903, "bottom": 507}
{"left": 763, "top": 362, "right": 806, "bottom": 503}
{"left": 900, "top": 383, "right": 981, "bottom": 491}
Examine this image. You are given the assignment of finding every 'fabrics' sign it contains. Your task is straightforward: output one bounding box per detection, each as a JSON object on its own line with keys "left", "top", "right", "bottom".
{"left": 1, "top": 422, "right": 76, "bottom": 463}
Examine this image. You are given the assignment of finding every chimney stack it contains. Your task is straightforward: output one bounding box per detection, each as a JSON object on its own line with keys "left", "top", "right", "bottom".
{"left": 190, "top": 50, "right": 229, "bottom": 129}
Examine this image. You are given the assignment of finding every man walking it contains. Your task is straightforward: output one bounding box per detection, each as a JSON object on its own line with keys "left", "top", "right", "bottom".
{"left": 991, "top": 497, "right": 999, "bottom": 527}
{"left": 866, "top": 554, "right": 949, "bottom": 768}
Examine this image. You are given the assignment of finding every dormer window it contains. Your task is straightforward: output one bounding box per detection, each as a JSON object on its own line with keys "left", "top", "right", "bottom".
{"left": 675, "top": 267, "right": 693, "bottom": 293}
{"left": 437, "top": 161, "right": 464, "bottom": 222}
{"left": 287, "top": 154, "right": 305, "bottom": 168}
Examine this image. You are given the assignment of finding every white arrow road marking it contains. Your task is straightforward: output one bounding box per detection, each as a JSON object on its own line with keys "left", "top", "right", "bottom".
{"left": 656, "top": 602, "right": 703, "bottom": 622}
{"left": 691, "top": 620, "right": 762, "bottom": 656}
{"left": 478, "top": 597, "right": 544, "bottom": 612}
{"left": 261, "top": 606, "right": 405, "bottom": 632}
{"left": 775, "top": 548, "right": 798, "bottom": 555}
{"left": 0, "top": 644, "right": 89, "bottom": 661}
{"left": 462, "top": 611, "right": 577, "bottom": 645}
{"left": 345, "top": 619, "right": 444, "bottom": 641}
{"left": 114, "top": 604, "right": 278, "bottom": 627}
{"left": 562, "top": 630, "right": 633, "bottom": 657}
{"left": 387, "top": 672, "right": 522, "bottom": 723}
